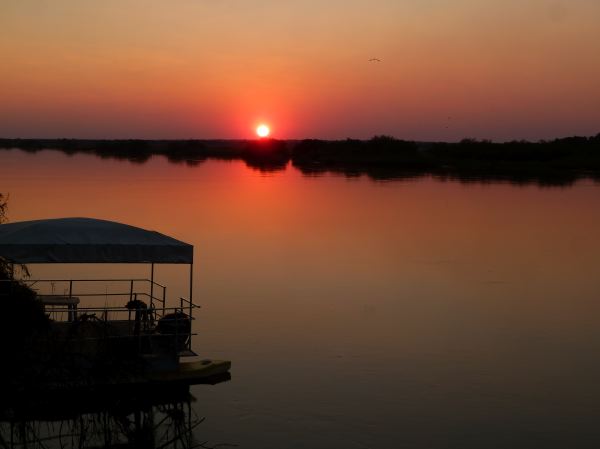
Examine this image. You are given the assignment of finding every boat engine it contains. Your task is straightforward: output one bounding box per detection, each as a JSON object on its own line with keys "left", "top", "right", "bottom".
{"left": 156, "top": 312, "right": 192, "bottom": 351}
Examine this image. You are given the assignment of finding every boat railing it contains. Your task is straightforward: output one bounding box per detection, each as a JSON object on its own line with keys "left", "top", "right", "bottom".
{"left": 43, "top": 304, "right": 198, "bottom": 357}
{"left": 11, "top": 278, "right": 167, "bottom": 317}
{"left": 0, "top": 278, "right": 199, "bottom": 355}
{"left": 42, "top": 305, "right": 197, "bottom": 334}
{"left": 179, "top": 296, "right": 200, "bottom": 351}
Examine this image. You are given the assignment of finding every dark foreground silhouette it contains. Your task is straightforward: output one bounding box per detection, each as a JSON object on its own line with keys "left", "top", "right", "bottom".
{"left": 2, "top": 134, "right": 600, "bottom": 186}
{"left": 0, "top": 384, "right": 231, "bottom": 449}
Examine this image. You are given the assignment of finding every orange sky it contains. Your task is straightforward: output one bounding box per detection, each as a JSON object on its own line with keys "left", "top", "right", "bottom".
{"left": 1, "top": 1, "right": 599, "bottom": 140}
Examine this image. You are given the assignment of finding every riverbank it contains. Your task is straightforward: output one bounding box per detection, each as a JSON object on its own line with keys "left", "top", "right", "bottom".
{"left": 1, "top": 134, "right": 599, "bottom": 185}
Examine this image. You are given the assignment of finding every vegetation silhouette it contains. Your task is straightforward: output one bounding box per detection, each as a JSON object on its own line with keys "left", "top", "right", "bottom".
{"left": 291, "top": 135, "right": 600, "bottom": 186}
{"left": 0, "top": 194, "right": 52, "bottom": 389}
{"left": 0, "top": 138, "right": 289, "bottom": 171}
{"left": 2, "top": 133, "right": 600, "bottom": 186}
{"left": 242, "top": 138, "right": 289, "bottom": 171}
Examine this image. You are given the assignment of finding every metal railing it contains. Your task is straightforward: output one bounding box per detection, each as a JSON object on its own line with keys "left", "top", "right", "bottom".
{"left": 20, "top": 278, "right": 167, "bottom": 317}
{"left": 0, "top": 278, "right": 199, "bottom": 356}
{"left": 42, "top": 305, "right": 197, "bottom": 341}
{"left": 179, "top": 296, "right": 200, "bottom": 350}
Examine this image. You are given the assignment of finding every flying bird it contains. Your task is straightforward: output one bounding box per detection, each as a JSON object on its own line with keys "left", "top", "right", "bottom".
{"left": 368, "top": 58, "right": 381, "bottom": 62}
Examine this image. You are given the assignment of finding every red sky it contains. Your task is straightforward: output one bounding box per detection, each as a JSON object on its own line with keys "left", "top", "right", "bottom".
{"left": 1, "top": 1, "right": 599, "bottom": 141}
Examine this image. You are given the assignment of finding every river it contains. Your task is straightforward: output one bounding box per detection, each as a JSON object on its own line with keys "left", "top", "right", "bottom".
{"left": 2, "top": 148, "right": 600, "bottom": 448}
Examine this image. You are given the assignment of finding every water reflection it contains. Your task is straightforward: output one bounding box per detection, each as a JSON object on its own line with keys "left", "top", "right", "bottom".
{"left": 1, "top": 137, "right": 599, "bottom": 186}
{"left": 3, "top": 148, "right": 600, "bottom": 448}
{"left": 0, "top": 384, "right": 231, "bottom": 449}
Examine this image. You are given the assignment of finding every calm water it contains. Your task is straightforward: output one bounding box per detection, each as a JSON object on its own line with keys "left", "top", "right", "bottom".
{"left": 2, "top": 148, "right": 600, "bottom": 448}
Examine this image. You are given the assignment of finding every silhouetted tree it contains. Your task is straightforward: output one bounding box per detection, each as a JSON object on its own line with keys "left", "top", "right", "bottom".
{"left": 0, "top": 193, "right": 28, "bottom": 280}
{"left": 0, "top": 194, "right": 47, "bottom": 365}
{"left": 0, "top": 193, "right": 10, "bottom": 281}
{"left": 2, "top": 134, "right": 600, "bottom": 185}
{"left": 0, "top": 193, "right": 5, "bottom": 223}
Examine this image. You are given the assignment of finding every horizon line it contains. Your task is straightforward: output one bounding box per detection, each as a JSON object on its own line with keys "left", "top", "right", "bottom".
{"left": 1, "top": 133, "right": 599, "bottom": 145}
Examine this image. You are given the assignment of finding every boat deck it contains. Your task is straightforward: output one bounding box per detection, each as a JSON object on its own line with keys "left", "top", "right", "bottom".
{"left": 48, "top": 317, "right": 198, "bottom": 360}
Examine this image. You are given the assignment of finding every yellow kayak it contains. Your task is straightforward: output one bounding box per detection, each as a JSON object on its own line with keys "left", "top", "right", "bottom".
{"left": 150, "top": 359, "right": 231, "bottom": 384}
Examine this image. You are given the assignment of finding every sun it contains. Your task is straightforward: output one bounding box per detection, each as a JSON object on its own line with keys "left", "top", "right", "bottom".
{"left": 256, "top": 124, "right": 270, "bottom": 138}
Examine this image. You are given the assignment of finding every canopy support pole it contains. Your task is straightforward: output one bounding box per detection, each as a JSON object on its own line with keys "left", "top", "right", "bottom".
{"left": 150, "top": 263, "right": 155, "bottom": 309}
{"left": 188, "top": 262, "right": 194, "bottom": 351}
{"left": 189, "top": 263, "right": 193, "bottom": 314}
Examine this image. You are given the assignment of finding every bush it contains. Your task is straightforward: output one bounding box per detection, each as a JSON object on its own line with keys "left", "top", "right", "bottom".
{"left": 0, "top": 193, "right": 50, "bottom": 356}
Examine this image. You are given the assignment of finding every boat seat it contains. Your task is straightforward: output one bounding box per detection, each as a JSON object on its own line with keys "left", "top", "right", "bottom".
{"left": 38, "top": 295, "right": 80, "bottom": 322}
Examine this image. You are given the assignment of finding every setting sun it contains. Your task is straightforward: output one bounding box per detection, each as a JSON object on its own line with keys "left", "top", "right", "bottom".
{"left": 256, "top": 124, "right": 270, "bottom": 138}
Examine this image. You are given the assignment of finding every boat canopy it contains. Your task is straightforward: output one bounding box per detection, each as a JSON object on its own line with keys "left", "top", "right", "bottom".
{"left": 0, "top": 217, "right": 193, "bottom": 264}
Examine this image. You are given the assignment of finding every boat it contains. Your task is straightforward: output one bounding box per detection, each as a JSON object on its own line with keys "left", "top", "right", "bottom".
{"left": 0, "top": 217, "right": 231, "bottom": 389}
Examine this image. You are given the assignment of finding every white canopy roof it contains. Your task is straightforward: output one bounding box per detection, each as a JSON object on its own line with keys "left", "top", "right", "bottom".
{"left": 0, "top": 217, "right": 193, "bottom": 264}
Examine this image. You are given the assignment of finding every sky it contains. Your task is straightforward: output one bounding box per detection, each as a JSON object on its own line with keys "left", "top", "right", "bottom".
{"left": 1, "top": 0, "right": 599, "bottom": 141}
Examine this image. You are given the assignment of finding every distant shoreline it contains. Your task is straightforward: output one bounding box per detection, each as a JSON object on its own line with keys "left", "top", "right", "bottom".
{"left": 1, "top": 135, "right": 599, "bottom": 186}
